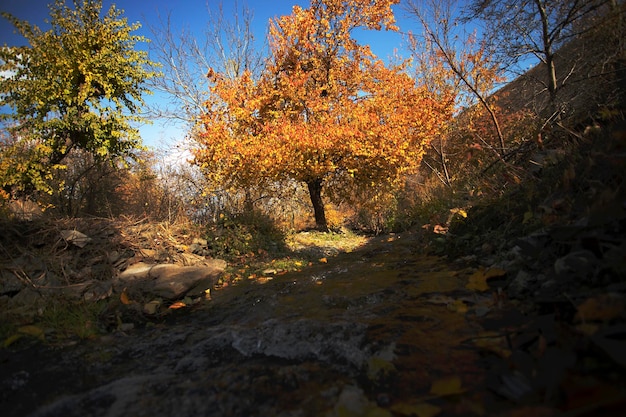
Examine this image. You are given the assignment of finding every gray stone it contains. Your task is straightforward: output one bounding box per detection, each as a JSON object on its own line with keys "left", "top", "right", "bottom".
{"left": 192, "top": 237, "right": 208, "bottom": 247}
{"left": 507, "top": 270, "right": 540, "bottom": 299}
{"left": 151, "top": 264, "right": 224, "bottom": 299}
{"left": 554, "top": 250, "right": 598, "bottom": 281}
{"left": 0, "top": 270, "right": 24, "bottom": 295}
{"left": 116, "top": 259, "right": 226, "bottom": 300}
{"left": 8, "top": 287, "right": 43, "bottom": 306}
{"left": 59, "top": 230, "right": 91, "bottom": 248}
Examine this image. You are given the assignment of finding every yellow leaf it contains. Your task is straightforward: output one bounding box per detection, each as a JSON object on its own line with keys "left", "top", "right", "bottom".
{"left": 447, "top": 299, "right": 469, "bottom": 314}
{"left": 523, "top": 210, "right": 533, "bottom": 224}
{"left": 17, "top": 325, "right": 46, "bottom": 341}
{"left": 466, "top": 267, "right": 506, "bottom": 292}
{"left": 471, "top": 331, "right": 512, "bottom": 358}
{"left": 169, "top": 301, "right": 186, "bottom": 310}
{"left": 365, "top": 407, "right": 393, "bottom": 417}
{"left": 319, "top": 257, "right": 328, "bottom": 263}
{"left": 430, "top": 375, "right": 465, "bottom": 396}
{"left": 391, "top": 402, "right": 442, "bottom": 417}
{"left": 3, "top": 333, "right": 24, "bottom": 347}
{"left": 575, "top": 294, "right": 625, "bottom": 322}
{"left": 120, "top": 289, "right": 131, "bottom": 305}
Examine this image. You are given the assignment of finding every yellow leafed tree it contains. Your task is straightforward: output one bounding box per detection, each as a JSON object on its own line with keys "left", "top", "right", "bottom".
{"left": 193, "top": 0, "right": 454, "bottom": 230}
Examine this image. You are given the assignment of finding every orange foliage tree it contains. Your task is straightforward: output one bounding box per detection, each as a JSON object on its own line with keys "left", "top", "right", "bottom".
{"left": 193, "top": 0, "right": 454, "bottom": 230}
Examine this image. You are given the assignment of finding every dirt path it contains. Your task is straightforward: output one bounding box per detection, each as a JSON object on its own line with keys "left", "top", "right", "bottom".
{"left": 2, "top": 233, "right": 624, "bottom": 416}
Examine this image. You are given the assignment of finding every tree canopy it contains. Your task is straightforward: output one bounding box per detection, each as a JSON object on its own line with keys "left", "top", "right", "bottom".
{"left": 0, "top": 0, "right": 156, "bottom": 196}
{"left": 193, "top": 0, "right": 454, "bottom": 230}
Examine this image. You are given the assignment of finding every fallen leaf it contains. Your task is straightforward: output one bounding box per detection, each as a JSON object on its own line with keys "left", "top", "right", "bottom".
{"left": 447, "top": 299, "right": 469, "bottom": 314}
{"left": 430, "top": 375, "right": 465, "bottom": 396}
{"left": 466, "top": 267, "right": 506, "bottom": 292}
{"left": 450, "top": 207, "right": 467, "bottom": 218}
{"left": 471, "top": 331, "right": 511, "bottom": 358}
{"left": 18, "top": 325, "right": 45, "bottom": 340}
{"left": 575, "top": 294, "right": 624, "bottom": 322}
{"left": 143, "top": 300, "right": 161, "bottom": 315}
{"left": 391, "top": 402, "right": 441, "bottom": 417}
{"left": 365, "top": 406, "right": 392, "bottom": 417}
{"left": 575, "top": 323, "right": 599, "bottom": 336}
{"left": 367, "top": 356, "right": 396, "bottom": 381}
{"left": 168, "top": 301, "right": 186, "bottom": 310}
{"left": 433, "top": 224, "right": 448, "bottom": 234}
{"left": 3, "top": 334, "right": 23, "bottom": 347}
{"left": 120, "top": 289, "right": 130, "bottom": 305}
{"left": 319, "top": 257, "right": 328, "bottom": 263}
{"left": 523, "top": 210, "right": 533, "bottom": 224}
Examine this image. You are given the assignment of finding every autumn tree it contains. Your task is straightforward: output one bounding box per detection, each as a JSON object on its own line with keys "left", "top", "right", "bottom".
{"left": 0, "top": 0, "right": 155, "bottom": 197}
{"left": 193, "top": 0, "right": 453, "bottom": 231}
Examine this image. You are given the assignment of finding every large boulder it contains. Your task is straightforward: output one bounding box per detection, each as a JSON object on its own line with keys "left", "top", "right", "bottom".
{"left": 117, "top": 259, "right": 226, "bottom": 300}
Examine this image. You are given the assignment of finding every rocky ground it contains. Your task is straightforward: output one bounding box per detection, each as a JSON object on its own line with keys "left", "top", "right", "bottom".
{"left": 1, "top": 216, "right": 626, "bottom": 416}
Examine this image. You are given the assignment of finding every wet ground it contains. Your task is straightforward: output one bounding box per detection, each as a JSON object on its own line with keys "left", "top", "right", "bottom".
{"left": 2, "top": 232, "right": 625, "bottom": 416}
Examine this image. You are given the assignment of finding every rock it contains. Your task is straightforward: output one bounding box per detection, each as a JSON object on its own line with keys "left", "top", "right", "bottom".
{"left": 0, "top": 270, "right": 24, "bottom": 295}
{"left": 188, "top": 243, "right": 202, "bottom": 254}
{"left": 116, "top": 259, "right": 226, "bottom": 300}
{"left": 507, "top": 270, "right": 541, "bottom": 299}
{"left": 143, "top": 300, "right": 162, "bottom": 315}
{"left": 107, "top": 250, "right": 121, "bottom": 264}
{"left": 82, "top": 280, "right": 113, "bottom": 302}
{"left": 333, "top": 385, "right": 371, "bottom": 417}
{"left": 8, "top": 287, "right": 43, "bottom": 306}
{"left": 554, "top": 250, "right": 598, "bottom": 282}
{"left": 151, "top": 264, "right": 224, "bottom": 299}
{"left": 118, "top": 262, "right": 155, "bottom": 281}
{"left": 59, "top": 230, "right": 91, "bottom": 248}
{"left": 192, "top": 237, "right": 208, "bottom": 247}
{"left": 190, "top": 238, "right": 209, "bottom": 255}
{"left": 229, "top": 319, "right": 369, "bottom": 368}
{"left": 8, "top": 198, "right": 42, "bottom": 220}
{"left": 179, "top": 252, "right": 208, "bottom": 266}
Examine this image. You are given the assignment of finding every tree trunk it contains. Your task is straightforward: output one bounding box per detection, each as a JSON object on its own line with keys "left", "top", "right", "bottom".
{"left": 306, "top": 178, "right": 328, "bottom": 231}
{"left": 535, "top": 0, "right": 559, "bottom": 113}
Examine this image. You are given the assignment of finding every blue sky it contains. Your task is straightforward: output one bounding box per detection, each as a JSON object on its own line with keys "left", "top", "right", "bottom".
{"left": 0, "top": 0, "right": 413, "bottom": 149}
